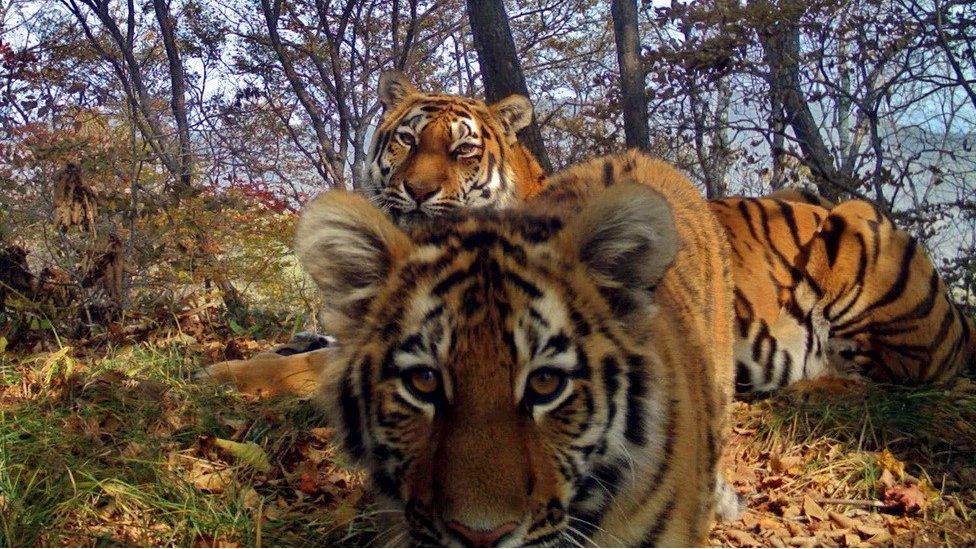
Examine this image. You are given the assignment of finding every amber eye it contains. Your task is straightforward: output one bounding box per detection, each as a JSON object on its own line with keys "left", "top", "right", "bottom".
{"left": 525, "top": 369, "right": 568, "bottom": 406}
{"left": 397, "top": 132, "right": 416, "bottom": 147}
{"left": 403, "top": 367, "right": 441, "bottom": 401}
{"left": 453, "top": 143, "right": 479, "bottom": 157}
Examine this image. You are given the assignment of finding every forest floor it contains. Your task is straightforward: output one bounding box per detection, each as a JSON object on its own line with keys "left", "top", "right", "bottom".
{"left": 2, "top": 334, "right": 975, "bottom": 547}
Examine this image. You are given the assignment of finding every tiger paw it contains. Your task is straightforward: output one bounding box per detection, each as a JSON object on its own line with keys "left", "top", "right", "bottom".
{"left": 714, "top": 475, "right": 746, "bottom": 522}
{"left": 271, "top": 332, "right": 338, "bottom": 356}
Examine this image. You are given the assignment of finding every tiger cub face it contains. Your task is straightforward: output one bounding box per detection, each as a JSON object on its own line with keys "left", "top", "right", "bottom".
{"left": 295, "top": 185, "right": 679, "bottom": 546}
{"left": 367, "top": 71, "right": 535, "bottom": 225}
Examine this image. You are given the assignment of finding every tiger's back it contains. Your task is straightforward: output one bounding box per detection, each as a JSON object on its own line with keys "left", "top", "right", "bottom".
{"left": 708, "top": 197, "right": 831, "bottom": 392}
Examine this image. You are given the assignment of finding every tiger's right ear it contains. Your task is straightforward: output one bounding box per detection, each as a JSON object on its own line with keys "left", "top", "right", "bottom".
{"left": 295, "top": 191, "right": 412, "bottom": 333}
{"left": 560, "top": 182, "right": 679, "bottom": 325}
{"left": 378, "top": 70, "right": 418, "bottom": 109}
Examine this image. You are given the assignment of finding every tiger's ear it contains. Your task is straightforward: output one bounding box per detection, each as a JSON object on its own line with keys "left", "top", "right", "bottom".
{"left": 295, "top": 191, "right": 412, "bottom": 333}
{"left": 378, "top": 70, "right": 418, "bottom": 109}
{"left": 561, "top": 183, "right": 679, "bottom": 322}
{"left": 490, "top": 94, "right": 534, "bottom": 137}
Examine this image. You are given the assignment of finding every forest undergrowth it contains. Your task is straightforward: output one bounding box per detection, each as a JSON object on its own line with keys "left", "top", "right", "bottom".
{"left": 2, "top": 324, "right": 975, "bottom": 547}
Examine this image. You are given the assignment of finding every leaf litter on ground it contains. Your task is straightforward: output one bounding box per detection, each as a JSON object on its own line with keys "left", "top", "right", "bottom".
{"left": 4, "top": 338, "right": 976, "bottom": 547}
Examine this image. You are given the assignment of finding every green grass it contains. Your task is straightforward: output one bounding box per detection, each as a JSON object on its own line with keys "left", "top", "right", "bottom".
{"left": 0, "top": 343, "right": 374, "bottom": 547}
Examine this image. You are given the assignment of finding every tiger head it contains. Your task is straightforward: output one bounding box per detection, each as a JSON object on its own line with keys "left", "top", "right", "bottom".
{"left": 367, "top": 71, "right": 540, "bottom": 225}
{"left": 295, "top": 185, "right": 679, "bottom": 546}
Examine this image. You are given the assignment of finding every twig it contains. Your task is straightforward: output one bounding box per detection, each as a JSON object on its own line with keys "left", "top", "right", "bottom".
{"left": 814, "top": 497, "right": 888, "bottom": 509}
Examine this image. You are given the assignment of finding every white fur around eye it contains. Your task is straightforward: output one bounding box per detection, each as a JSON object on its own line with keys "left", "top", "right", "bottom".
{"left": 512, "top": 291, "right": 579, "bottom": 420}
{"left": 519, "top": 372, "right": 575, "bottom": 421}
{"left": 396, "top": 131, "right": 415, "bottom": 147}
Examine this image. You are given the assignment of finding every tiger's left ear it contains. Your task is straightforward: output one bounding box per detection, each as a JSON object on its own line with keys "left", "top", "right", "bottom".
{"left": 561, "top": 183, "right": 679, "bottom": 323}
{"left": 378, "top": 70, "right": 418, "bottom": 109}
{"left": 490, "top": 94, "right": 534, "bottom": 137}
{"left": 295, "top": 191, "right": 412, "bottom": 334}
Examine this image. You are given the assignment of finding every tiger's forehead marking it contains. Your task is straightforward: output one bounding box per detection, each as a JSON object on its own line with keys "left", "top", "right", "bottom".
{"left": 398, "top": 102, "right": 481, "bottom": 143}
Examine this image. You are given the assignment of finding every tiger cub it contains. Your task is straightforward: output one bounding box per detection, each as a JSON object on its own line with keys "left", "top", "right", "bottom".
{"left": 294, "top": 152, "right": 735, "bottom": 546}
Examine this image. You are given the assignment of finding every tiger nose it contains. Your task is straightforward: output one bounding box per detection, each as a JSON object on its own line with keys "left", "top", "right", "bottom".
{"left": 403, "top": 181, "right": 438, "bottom": 204}
{"left": 446, "top": 520, "right": 517, "bottom": 547}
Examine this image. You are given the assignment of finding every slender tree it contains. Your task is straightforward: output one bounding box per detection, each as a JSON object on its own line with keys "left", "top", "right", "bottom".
{"left": 610, "top": 0, "right": 649, "bottom": 151}
{"left": 465, "top": 0, "right": 552, "bottom": 172}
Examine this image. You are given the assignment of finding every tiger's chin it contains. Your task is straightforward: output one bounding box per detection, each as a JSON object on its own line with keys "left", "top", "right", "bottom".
{"left": 395, "top": 209, "right": 429, "bottom": 228}
{"left": 402, "top": 522, "right": 567, "bottom": 548}
{"left": 390, "top": 204, "right": 461, "bottom": 228}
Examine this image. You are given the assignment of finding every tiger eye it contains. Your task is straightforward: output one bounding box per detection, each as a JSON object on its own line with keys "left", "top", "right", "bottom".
{"left": 528, "top": 370, "right": 563, "bottom": 398}
{"left": 397, "top": 132, "right": 415, "bottom": 147}
{"left": 408, "top": 368, "right": 440, "bottom": 395}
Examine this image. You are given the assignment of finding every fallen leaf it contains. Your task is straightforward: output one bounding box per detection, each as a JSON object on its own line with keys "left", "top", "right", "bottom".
{"left": 828, "top": 510, "right": 853, "bottom": 529}
{"left": 308, "top": 427, "right": 335, "bottom": 441}
{"left": 803, "top": 496, "right": 828, "bottom": 521}
{"left": 856, "top": 524, "right": 886, "bottom": 538}
{"left": 788, "top": 536, "right": 817, "bottom": 547}
{"left": 878, "top": 449, "right": 905, "bottom": 480}
{"left": 213, "top": 438, "right": 271, "bottom": 473}
{"left": 298, "top": 469, "right": 320, "bottom": 495}
{"left": 878, "top": 468, "right": 897, "bottom": 490}
{"left": 883, "top": 483, "right": 927, "bottom": 515}
{"left": 770, "top": 454, "right": 803, "bottom": 475}
{"left": 761, "top": 476, "right": 787, "bottom": 490}
{"left": 740, "top": 511, "right": 760, "bottom": 530}
{"left": 240, "top": 486, "right": 261, "bottom": 510}
{"left": 223, "top": 339, "right": 244, "bottom": 360}
{"left": 867, "top": 532, "right": 891, "bottom": 545}
{"left": 843, "top": 533, "right": 861, "bottom": 547}
{"left": 191, "top": 469, "right": 234, "bottom": 493}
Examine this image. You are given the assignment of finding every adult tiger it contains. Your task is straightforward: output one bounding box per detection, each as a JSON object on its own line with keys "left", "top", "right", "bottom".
{"left": 293, "top": 151, "right": 735, "bottom": 546}
{"left": 710, "top": 194, "right": 976, "bottom": 394}
{"left": 369, "top": 70, "right": 547, "bottom": 223}
{"left": 200, "top": 71, "right": 548, "bottom": 394}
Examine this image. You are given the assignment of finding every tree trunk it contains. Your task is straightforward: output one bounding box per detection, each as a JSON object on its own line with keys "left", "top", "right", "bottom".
{"left": 465, "top": 0, "right": 552, "bottom": 173}
{"left": 611, "top": 0, "right": 649, "bottom": 151}
{"left": 151, "top": 0, "right": 193, "bottom": 196}
{"left": 759, "top": 18, "right": 846, "bottom": 201}
{"left": 261, "top": 0, "right": 346, "bottom": 187}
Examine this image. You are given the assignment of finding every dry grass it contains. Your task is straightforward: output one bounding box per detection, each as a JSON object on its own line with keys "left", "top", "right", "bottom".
{"left": 711, "top": 377, "right": 976, "bottom": 547}
{"left": 2, "top": 339, "right": 974, "bottom": 547}
{"left": 0, "top": 341, "right": 374, "bottom": 547}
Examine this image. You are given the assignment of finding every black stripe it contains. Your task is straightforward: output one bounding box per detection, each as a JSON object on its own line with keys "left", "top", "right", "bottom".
{"left": 820, "top": 216, "right": 847, "bottom": 267}
{"left": 505, "top": 269, "right": 543, "bottom": 298}
{"left": 776, "top": 200, "right": 804, "bottom": 251}
{"left": 624, "top": 355, "right": 648, "bottom": 445}
{"left": 338, "top": 370, "right": 365, "bottom": 458}
{"left": 602, "top": 160, "right": 615, "bottom": 187}
{"left": 640, "top": 498, "right": 677, "bottom": 546}
{"left": 432, "top": 268, "right": 469, "bottom": 296}
{"left": 841, "top": 237, "right": 918, "bottom": 326}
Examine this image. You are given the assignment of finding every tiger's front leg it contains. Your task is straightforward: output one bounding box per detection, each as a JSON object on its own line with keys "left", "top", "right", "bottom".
{"left": 194, "top": 332, "right": 337, "bottom": 397}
